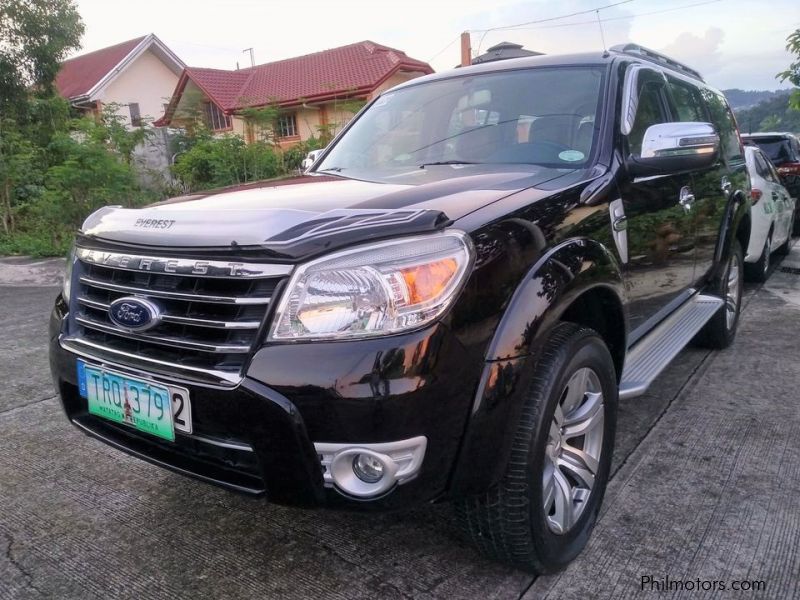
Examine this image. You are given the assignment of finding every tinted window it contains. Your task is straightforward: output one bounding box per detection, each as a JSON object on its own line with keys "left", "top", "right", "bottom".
{"left": 667, "top": 77, "right": 706, "bottom": 122}
{"left": 754, "top": 139, "right": 793, "bottom": 164}
{"left": 627, "top": 81, "right": 669, "bottom": 156}
{"left": 317, "top": 66, "right": 606, "bottom": 181}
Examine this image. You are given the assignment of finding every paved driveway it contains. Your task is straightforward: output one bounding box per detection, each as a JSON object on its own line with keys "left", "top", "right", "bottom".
{"left": 0, "top": 251, "right": 798, "bottom": 599}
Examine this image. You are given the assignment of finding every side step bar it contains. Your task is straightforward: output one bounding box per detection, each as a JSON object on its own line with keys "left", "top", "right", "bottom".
{"left": 619, "top": 294, "right": 723, "bottom": 400}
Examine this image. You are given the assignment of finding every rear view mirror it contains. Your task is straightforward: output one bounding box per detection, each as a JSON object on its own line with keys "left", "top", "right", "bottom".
{"left": 628, "top": 122, "right": 719, "bottom": 176}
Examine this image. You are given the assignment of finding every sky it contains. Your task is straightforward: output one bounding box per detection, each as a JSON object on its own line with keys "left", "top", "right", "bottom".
{"left": 70, "top": 0, "right": 800, "bottom": 91}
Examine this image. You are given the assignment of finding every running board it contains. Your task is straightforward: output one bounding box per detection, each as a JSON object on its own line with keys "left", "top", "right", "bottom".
{"left": 619, "top": 294, "right": 723, "bottom": 400}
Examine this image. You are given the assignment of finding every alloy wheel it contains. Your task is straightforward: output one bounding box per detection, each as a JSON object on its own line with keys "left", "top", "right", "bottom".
{"left": 542, "top": 367, "right": 605, "bottom": 535}
{"left": 726, "top": 252, "right": 741, "bottom": 330}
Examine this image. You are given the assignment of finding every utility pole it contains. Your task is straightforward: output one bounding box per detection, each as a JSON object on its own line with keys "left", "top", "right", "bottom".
{"left": 242, "top": 47, "right": 255, "bottom": 67}
{"left": 460, "top": 32, "right": 471, "bottom": 67}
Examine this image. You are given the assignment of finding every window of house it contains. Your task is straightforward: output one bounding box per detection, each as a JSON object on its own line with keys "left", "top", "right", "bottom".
{"left": 204, "top": 102, "right": 231, "bottom": 131}
{"left": 277, "top": 113, "right": 298, "bottom": 138}
{"left": 129, "top": 102, "right": 142, "bottom": 127}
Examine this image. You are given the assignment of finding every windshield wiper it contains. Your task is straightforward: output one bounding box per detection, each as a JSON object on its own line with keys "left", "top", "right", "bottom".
{"left": 418, "top": 160, "right": 481, "bottom": 169}
{"left": 317, "top": 167, "right": 345, "bottom": 173}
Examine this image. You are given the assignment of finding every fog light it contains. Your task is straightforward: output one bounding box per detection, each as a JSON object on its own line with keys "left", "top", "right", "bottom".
{"left": 315, "top": 436, "right": 427, "bottom": 498}
{"left": 353, "top": 453, "right": 385, "bottom": 483}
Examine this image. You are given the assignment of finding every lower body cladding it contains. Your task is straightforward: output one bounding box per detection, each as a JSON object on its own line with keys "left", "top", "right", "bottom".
{"left": 49, "top": 300, "right": 491, "bottom": 510}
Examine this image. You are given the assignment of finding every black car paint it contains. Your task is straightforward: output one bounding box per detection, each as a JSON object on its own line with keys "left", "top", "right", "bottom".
{"left": 49, "top": 50, "right": 749, "bottom": 509}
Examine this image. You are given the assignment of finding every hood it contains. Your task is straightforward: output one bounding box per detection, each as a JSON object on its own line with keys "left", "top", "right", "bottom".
{"left": 81, "top": 167, "right": 576, "bottom": 257}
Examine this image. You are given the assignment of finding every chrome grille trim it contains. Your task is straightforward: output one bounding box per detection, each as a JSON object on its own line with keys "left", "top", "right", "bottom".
{"left": 76, "top": 247, "right": 292, "bottom": 279}
{"left": 75, "top": 315, "right": 252, "bottom": 353}
{"left": 67, "top": 246, "right": 291, "bottom": 384}
{"left": 60, "top": 337, "right": 242, "bottom": 386}
{"left": 78, "top": 276, "right": 270, "bottom": 305}
{"left": 76, "top": 297, "right": 261, "bottom": 330}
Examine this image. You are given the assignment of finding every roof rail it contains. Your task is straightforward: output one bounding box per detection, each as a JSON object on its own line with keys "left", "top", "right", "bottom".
{"left": 609, "top": 43, "right": 705, "bottom": 82}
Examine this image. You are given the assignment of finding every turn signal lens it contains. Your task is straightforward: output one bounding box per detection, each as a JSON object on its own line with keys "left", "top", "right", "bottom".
{"left": 269, "top": 232, "right": 474, "bottom": 341}
{"left": 751, "top": 188, "right": 762, "bottom": 203}
{"left": 63, "top": 244, "right": 76, "bottom": 303}
{"left": 399, "top": 258, "right": 458, "bottom": 305}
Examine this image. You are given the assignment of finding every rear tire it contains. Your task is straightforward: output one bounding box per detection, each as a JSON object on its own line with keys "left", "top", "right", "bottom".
{"left": 454, "top": 322, "right": 617, "bottom": 573}
{"left": 776, "top": 214, "right": 794, "bottom": 256}
{"left": 744, "top": 233, "right": 771, "bottom": 282}
{"left": 694, "top": 240, "right": 743, "bottom": 349}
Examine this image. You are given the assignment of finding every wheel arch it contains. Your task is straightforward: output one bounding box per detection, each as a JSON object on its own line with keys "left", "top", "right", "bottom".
{"left": 450, "top": 238, "right": 626, "bottom": 497}
{"left": 484, "top": 237, "right": 627, "bottom": 370}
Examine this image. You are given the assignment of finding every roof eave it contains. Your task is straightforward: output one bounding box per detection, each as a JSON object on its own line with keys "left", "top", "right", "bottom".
{"left": 85, "top": 33, "right": 186, "bottom": 101}
{"left": 230, "top": 62, "right": 433, "bottom": 112}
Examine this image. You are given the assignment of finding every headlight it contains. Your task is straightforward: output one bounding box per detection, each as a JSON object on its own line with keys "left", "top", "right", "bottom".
{"left": 268, "top": 231, "right": 474, "bottom": 341}
{"left": 63, "top": 244, "right": 76, "bottom": 303}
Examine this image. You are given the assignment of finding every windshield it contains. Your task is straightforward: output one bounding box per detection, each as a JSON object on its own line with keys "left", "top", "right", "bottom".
{"left": 316, "top": 66, "right": 605, "bottom": 182}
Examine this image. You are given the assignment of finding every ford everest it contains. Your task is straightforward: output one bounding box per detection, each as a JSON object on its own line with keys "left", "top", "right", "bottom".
{"left": 49, "top": 44, "right": 750, "bottom": 572}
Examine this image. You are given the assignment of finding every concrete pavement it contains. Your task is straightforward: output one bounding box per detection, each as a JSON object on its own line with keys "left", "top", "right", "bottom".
{"left": 1, "top": 247, "right": 798, "bottom": 599}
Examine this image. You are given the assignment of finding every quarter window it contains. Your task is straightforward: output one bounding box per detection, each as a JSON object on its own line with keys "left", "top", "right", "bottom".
{"left": 277, "top": 113, "right": 298, "bottom": 138}
{"left": 753, "top": 152, "right": 773, "bottom": 180}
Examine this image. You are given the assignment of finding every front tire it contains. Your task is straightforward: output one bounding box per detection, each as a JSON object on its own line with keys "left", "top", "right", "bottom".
{"left": 455, "top": 322, "right": 618, "bottom": 573}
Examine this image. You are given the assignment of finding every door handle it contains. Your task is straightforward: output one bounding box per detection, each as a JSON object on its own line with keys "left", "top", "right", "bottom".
{"left": 721, "top": 177, "right": 732, "bottom": 196}
{"left": 613, "top": 215, "right": 627, "bottom": 232}
{"left": 679, "top": 186, "right": 695, "bottom": 212}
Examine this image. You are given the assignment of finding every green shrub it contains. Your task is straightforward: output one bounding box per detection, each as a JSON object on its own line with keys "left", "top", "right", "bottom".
{"left": 172, "top": 135, "right": 282, "bottom": 191}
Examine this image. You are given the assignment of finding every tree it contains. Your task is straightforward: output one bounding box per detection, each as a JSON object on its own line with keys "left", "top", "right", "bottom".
{"left": 759, "top": 114, "right": 781, "bottom": 131}
{"left": 0, "top": 0, "right": 84, "bottom": 117}
{"left": 778, "top": 28, "right": 800, "bottom": 110}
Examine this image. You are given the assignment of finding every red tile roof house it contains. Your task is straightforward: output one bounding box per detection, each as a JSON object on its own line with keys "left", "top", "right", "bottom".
{"left": 55, "top": 33, "right": 185, "bottom": 128}
{"left": 156, "top": 41, "right": 433, "bottom": 147}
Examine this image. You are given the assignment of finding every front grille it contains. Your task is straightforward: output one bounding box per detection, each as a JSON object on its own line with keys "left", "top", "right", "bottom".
{"left": 62, "top": 248, "right": 292, "bottom": 386}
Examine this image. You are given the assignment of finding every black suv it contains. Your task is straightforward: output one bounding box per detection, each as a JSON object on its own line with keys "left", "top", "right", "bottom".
{"left": 49, "top": 44, "right": 749, "bottom": 572}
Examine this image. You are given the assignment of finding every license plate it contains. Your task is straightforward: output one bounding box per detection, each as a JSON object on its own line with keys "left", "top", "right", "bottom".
{"left": 77, "top": 360, "right": 192, "bottom": 442}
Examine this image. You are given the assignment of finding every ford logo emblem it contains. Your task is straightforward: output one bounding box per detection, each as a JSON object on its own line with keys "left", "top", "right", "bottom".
{"left": 108, "top": 297, "right": 161, "bottom": 331}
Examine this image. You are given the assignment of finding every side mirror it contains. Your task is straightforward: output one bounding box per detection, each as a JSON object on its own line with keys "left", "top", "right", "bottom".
{"left": 627, "top": 122, "right": 719, "bottom": 176}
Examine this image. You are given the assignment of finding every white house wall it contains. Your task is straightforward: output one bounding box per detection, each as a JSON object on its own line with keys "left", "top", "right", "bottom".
{"left": 100, "top": 48, "right": 180, "bottom": 127}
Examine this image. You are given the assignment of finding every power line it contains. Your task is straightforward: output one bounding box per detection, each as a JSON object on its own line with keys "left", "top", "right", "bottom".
{"left": 470, "top": 0, "right": 635, "bottom": 33}
{"left": 471, "top": 0, "right": 635, "bottom": 55}
{"left": 427, "top": 34, "right": 462, "bottom": 64}
{"left": 497, "top": 0, "right": 725, "bottom": 32}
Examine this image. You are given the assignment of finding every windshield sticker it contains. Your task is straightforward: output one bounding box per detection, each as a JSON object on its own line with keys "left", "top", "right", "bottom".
{"left": 558, "top": 150, "right": 585, "bottom": 162}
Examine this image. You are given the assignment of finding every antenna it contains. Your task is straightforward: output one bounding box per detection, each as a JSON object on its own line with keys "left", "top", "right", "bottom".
{"left": 242, "top": 47, "right": 255, "bottom": 67}
{"left": 596, "top": 10, "right": 607, "bottom": 54}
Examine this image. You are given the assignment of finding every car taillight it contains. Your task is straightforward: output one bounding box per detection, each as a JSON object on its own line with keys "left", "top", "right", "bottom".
{"left": 751, "top": 188, "right": 762, "bottom": 203}
{"left": 778, "top": 163, "right": 800, "bottom": 175}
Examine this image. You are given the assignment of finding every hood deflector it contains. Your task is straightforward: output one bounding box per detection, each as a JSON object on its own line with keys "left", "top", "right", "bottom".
{"left": 81, "top": 206, "right": 451, "bottom": 260}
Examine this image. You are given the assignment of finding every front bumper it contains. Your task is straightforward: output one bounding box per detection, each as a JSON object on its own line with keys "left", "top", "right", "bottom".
{"left": 49, "top": 296, "right": 481, "bottom": 510}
